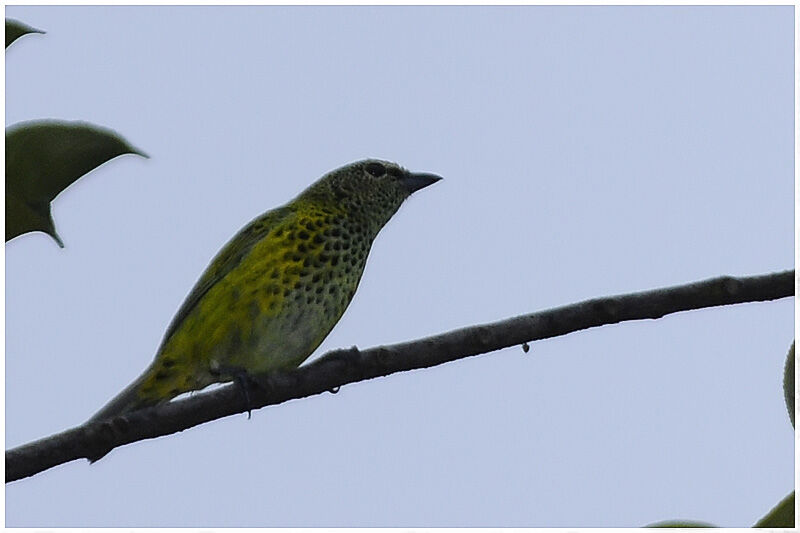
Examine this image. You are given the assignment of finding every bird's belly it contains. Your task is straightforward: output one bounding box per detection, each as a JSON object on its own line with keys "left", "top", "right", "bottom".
{"left": 229, "top": 304, "right": 340, "bottom": 372}
{"left": 208, "top": 267, "right": 360, "bottom": 374}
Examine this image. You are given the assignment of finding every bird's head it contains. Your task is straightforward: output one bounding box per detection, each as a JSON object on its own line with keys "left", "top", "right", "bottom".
{"left": 301, "top": 159, "right": 442, "bottom": 233}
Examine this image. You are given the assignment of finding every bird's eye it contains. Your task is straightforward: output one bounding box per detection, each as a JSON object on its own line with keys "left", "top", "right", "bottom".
{"left": 365, "top": 162, "right": 386, "bottom": 177}
{"left": 386, "top": 166, "right": 403, "bottom": 178}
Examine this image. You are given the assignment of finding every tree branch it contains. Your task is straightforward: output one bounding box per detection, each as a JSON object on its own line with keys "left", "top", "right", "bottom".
{"left": 6, "top": 269, "right": 794, "bottom": 482}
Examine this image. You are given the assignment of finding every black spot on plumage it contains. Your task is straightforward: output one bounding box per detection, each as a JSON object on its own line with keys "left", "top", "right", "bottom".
{"left": 229, "top": 328, "right": 243, "bottom": 353}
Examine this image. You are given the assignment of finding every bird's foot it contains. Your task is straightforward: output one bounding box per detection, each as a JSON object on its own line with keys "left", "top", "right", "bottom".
{"left": 211, "top": 365, "right": 258, "bottom": 419}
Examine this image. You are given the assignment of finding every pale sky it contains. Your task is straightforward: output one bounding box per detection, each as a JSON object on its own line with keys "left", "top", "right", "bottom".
{"left": 5, "top": 5, "right": 794, "bottom": 527}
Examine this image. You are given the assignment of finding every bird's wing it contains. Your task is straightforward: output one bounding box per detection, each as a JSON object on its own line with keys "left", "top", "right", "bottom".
{"left": 157, "top": 205, "right": 294, "bottom": 352}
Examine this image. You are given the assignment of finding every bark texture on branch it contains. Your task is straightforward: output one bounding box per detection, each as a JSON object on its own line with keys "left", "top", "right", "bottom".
{"left": 6, "top": 269, "right": 795, "bottom": 482}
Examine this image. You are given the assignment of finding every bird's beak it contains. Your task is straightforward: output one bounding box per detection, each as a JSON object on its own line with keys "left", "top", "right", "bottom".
{"left": 401, "top": 171, "right": 443, "bottom": 193}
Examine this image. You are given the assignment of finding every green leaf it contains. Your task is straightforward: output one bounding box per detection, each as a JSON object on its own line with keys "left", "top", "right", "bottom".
{"left": 754, "top": 491, "right": 794, "bottom": 528}
{"left": 6, "top": 193, "right": 62, "bottom": 247}
{"left": 6, "top": 18, "right": 44, "bottom": 49}
{"left": 6, "top": 120, "right": 147, "bottom": 247}
{"left": 646, "top": 519, "right": 716, "bottom": 528}
{"left": 784, "top": 341, "right": 795, "bottom": 428}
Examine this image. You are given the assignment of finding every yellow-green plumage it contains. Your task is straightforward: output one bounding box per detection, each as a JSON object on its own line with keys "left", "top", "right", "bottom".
{"left": 90, "top": 159, "right": 441, "bottom": 421}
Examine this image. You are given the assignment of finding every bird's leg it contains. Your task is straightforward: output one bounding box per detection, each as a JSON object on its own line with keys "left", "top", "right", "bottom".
{"left": 210, "top": 365, "right": 258, "bottom": 419}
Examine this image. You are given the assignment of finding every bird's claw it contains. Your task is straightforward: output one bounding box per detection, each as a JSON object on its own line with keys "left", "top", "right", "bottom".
{"left": 213, "top": 365, "right": 257, "bottom": 419}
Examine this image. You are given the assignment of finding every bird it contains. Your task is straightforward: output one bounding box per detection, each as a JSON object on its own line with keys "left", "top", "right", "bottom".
{"left": 89, "top": 159, "right": 442, "bottom": 422}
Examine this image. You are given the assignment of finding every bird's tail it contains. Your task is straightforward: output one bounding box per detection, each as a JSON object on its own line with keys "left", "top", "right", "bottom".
{"left": 87, "top": 365, "right": 158, "bottom": 424}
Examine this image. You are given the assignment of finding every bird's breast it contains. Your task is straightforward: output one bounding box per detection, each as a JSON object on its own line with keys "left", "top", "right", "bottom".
{"left": 208, "top": 211, "right": 373, "bottom": 372}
